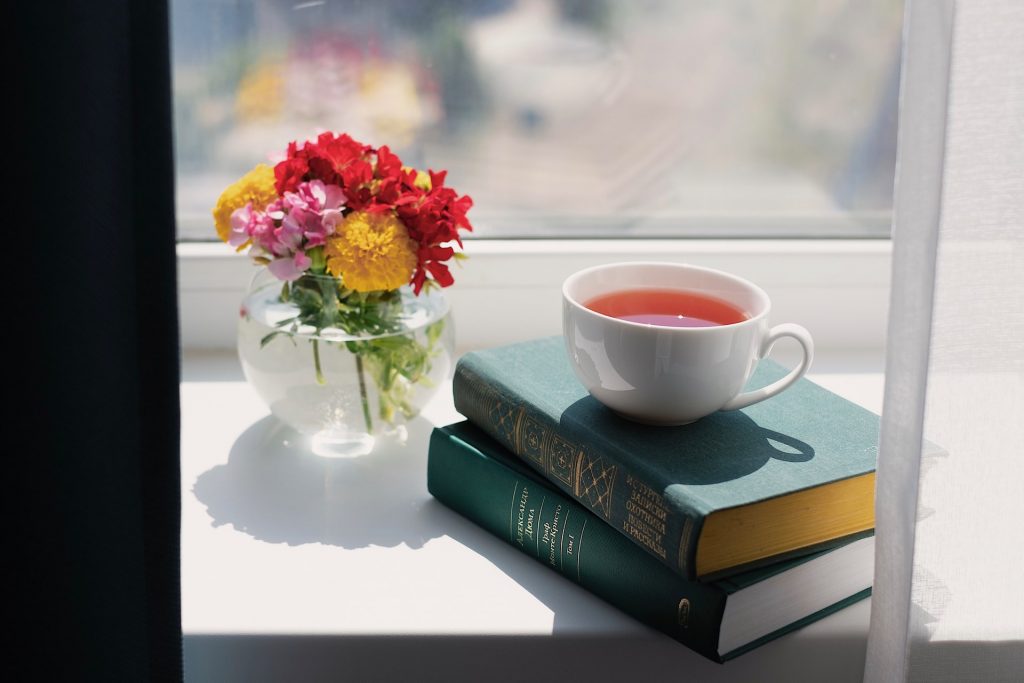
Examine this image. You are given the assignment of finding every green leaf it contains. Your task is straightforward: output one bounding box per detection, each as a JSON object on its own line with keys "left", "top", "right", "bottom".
{"left": 260, "top": 330, "right": 296, "bottom": 349}
{"left": 426, "top": 319, "right": 445, "bottom": 347}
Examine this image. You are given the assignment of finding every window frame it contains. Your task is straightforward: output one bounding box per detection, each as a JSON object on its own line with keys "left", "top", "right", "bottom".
{"left": 178, "top": 238, "right": 891, "bottom": 353}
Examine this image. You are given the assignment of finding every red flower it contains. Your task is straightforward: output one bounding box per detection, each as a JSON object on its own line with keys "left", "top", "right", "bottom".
{"left": 375, "top": 146, "right": 403, "bottom": 182}
{"left": 274, "top": 132, "right": 371, "bottom": 195}
{"left": 311, "top": 132, "right": 367, "bottom": 184}
{"left": 396, "top": 173, "right": 474, "bottom": 294}
{"left": 274, "top": 157, "right": 309, "bottom": 195}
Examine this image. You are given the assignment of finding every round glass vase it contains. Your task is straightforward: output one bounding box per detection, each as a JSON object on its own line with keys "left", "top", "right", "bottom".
{"left": 237, "top": 268, "right": 454, "bottom": 457}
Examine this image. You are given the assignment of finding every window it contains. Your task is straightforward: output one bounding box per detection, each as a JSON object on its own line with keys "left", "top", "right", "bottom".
{"left": 171, "top": 0, "right": 903, "bottom": 241}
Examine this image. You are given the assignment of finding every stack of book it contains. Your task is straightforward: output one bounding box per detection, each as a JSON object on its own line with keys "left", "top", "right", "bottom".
{"left": 427, "top": 336, "right": 879, "bottom": 663}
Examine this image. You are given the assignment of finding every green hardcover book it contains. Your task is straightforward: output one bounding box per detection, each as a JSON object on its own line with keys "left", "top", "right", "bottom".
{"left": 428, "top": 422, "right": 873, "bottom": 663}
{"left": 452, "top": 336, "right": 879, "bottom": 581}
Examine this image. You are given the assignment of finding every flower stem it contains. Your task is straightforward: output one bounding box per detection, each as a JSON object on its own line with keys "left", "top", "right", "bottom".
{"left": 312, "top": 339, "right": 326, "bottom": 385}
{"left": 355, "top": 353, "right": 373, "bottom": 434}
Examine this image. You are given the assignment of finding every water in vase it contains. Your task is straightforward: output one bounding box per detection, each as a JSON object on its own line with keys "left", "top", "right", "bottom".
{"left": 237, "top": 284, "right": 453, "bottom": 458}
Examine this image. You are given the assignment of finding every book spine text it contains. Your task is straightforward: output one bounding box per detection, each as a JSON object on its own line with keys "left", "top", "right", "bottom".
{"left": 453, "top": 363, "right": 699, "bottom": 578}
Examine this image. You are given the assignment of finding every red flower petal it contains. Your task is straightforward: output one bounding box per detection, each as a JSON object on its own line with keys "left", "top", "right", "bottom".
{"left": 411, "top": 269, "right": 427, "bottom": 295}
{"left": 274, "top": 157, "right": 308, "bottom": 195}
{"left": 425, "top": 261, "right": 454, "bottom": 287}
{"left": 375, "top": 146, "right": 403, "bottom": 181}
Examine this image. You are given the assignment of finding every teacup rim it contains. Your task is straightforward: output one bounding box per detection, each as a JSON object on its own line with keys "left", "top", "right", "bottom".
{"left": 562, "top": 261, "right": 771, "bottom": 332}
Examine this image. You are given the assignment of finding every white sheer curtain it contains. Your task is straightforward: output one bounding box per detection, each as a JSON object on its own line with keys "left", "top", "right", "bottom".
{"left": 865, "top": 1, "right": 1024, "bottom": 681}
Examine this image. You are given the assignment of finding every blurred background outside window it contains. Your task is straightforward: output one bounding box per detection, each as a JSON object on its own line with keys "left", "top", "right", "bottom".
{"left": 172, "top": 0, "right": 903, "bottom": 241}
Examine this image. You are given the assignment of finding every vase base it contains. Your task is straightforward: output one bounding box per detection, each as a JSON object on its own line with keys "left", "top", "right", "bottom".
{"left": 310, "top": 430, "right": 376, "bottom": 458}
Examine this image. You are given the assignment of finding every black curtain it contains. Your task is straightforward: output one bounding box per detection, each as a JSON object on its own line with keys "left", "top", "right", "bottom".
{"left": 13, "top": 1, "right": 182, "bottom": 680}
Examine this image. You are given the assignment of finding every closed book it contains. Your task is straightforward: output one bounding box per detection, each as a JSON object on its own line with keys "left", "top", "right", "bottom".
{"left": 453, "top": 336, "right": 879, "bottom": 581}
{"left": 428, "top": 421, "right": 874, "bottom": 663}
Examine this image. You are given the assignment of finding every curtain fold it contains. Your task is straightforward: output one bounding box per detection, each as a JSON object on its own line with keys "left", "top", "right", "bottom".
{"left": 12, "top": 1, "right": 183, "bottom": 681}
{"left": 865, "top": 1, "right": 1024, "bottom": 681}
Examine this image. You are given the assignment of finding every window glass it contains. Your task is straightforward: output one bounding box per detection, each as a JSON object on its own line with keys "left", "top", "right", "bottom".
{"left": 172, "top": 0, "right": 903, "bottom": 240}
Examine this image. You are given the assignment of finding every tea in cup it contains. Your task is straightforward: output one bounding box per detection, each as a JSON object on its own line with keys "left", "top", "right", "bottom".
{"left": 562, "top": 262, "right": 813, "bottom": 425}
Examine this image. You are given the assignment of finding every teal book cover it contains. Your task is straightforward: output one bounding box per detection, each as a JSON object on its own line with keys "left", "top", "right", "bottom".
{"left": 427, "top": 422, "right": 873, "bottom": 663}
{"left": 452, "top": 336, "right": 879, "bottom": 581}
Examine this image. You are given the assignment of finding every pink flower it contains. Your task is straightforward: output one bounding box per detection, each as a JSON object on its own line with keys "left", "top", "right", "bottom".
{"left": 307, "top": 180, "right": 346, "bottom": 212}
{"left": 273, "top": 211, "right": 306, "bottom": 256}
{"left": 235, "top": 180, "right": 348, "bottom": 281}
{"left": 268, "top": 251, "right": 312, "bottom": 281}
{"left": 246, "top": 211, "right": 279, "bottom": 258}
{"left": 229, "top": 204, "right": 257, "bottom": 247}
{"left": 264, "top": 181, "right": 348, "bottom": 253}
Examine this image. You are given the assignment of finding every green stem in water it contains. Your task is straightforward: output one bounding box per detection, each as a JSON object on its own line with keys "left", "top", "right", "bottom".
{"left": 356, "top": 353, "right": 373, "bottom": 434}
{"left": 312, "top": 339, "right": 326, "bottom": 385}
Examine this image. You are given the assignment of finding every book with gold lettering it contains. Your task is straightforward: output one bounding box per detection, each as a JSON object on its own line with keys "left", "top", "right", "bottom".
{"left": 452, "top": 336, "right": 878, "bottom": 581}
{"left": 428, "top": 421, "right": 873, "bottom": 662}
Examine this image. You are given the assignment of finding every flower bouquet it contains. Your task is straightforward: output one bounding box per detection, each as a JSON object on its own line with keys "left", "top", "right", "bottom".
{"left": 213, "top": 132, "right": 472, "bottom": 455}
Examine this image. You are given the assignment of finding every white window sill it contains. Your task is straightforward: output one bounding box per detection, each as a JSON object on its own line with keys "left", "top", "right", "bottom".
{"left": 181, "top": 348, "right": 883, "bottom": 682}
{"left": 178, "top": 238, "right": 892, "bottom": 356}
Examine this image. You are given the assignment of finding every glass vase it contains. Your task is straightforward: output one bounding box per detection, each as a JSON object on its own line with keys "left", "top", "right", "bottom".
{"left": 237, "top": 268, "right": 454, "bottom": 457}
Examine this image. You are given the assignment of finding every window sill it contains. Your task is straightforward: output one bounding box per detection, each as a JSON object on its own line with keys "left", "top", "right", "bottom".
{"left": 181, "top": 349, "right": 882, "bottom": 681}
{"left": 178, "top": 238, "right": 892, "bottom": 355}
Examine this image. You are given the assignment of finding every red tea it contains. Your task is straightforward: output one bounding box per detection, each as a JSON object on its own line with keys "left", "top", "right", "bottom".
{"left": 584, "top": 288, "right": 748, "bottom": 328}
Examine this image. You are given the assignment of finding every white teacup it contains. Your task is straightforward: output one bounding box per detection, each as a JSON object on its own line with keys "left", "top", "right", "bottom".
{"left": 562, "top": 262, "right": 813, "bottom": 425}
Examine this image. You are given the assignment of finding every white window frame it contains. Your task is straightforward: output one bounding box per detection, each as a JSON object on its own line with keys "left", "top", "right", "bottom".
{"left": 178, "top": 238, "right": 891, "bottom": 353}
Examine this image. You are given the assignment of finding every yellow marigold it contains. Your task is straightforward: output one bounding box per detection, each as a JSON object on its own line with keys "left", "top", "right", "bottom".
{"left": 325, "top": 211, "right": 418, "bottom": 292}
{"left": 211, "top": 164, "right": 278, "bottom": 244}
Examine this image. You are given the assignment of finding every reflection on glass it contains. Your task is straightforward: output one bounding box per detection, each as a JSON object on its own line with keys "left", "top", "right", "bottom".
{"left": 172, "top": 0, "right": 903, "bottom": 239}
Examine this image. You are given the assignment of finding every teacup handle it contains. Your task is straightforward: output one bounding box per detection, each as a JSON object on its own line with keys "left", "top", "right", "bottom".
{"left": 720, "top": 323, "right": 814, "bottom": 411}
